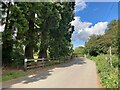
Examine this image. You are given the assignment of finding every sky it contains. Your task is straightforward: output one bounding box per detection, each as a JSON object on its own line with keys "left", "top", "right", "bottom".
{"left": 71, "top": 1, "right": 118, "bottom": 48}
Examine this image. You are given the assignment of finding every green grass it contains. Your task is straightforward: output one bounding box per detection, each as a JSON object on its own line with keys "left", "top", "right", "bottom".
{"left": 88, "top": 54, "right": 118, "bottom": 88}
{"left": 1, "top": 71, "right": 26, "bottom": 82}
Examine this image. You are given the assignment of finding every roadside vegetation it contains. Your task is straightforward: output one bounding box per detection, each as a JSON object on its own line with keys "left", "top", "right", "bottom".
{"left": 88, "top": 54, "right": 118, "bottom": 88}
{"left": 1, "top": 70, "right": 26, "bottom": 82}
{"left": 83, "top": 20, "right": 119, "bottom": 88}
{"left": 73, "top": 46, "right": 85, "bottom": 57}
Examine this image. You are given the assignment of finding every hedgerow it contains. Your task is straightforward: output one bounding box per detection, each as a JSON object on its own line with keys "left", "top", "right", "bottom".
{"left": 89, "top": 54, "right": 118, "bottom": 88}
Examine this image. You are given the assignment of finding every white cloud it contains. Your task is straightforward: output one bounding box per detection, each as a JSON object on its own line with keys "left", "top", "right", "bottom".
{"left": 71, "top": 17, "right": 108, "bottom": 41}
{"left": 85, "top": 22, "right": 108, "bottom": 35}
{"left": 75, "top": 0, "right": 87, "bottom": 12}
{"left": 71, "top": 17, "right": 92, "bottom": 32}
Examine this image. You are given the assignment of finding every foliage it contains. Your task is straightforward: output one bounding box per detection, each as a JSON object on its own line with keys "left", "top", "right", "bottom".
{"left": 1, "top": 2, "right": 75, "bottom": 67}
{"left": 85, "top": 20, "right": 119, "bottom": 88}
{"left": 1, "top": 2, "right": 28, "bottom": 66}
{"left": 89, "top": 54, "right": 118, "bottom": 88}
{"left": 46, "top": 2, "right": 75, "bottom": 58}
{"left": 74, "top": 46, "right": 84, "bottom": 57}
{"left": 117, "top": 20, "right": 120, "bottom": 66}
{"left": 11, "top": 48, "right": 25, "bottom": 68}
{"left": 84, "top": 20, "right": 118, "bottom": 56}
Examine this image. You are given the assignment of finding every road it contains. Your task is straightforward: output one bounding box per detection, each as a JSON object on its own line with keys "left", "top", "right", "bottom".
{"left": 2, "top": 57, "right": 100, "bottom": 88}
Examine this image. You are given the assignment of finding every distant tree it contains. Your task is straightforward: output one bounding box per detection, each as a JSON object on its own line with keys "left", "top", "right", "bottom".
{"left": 84, "top": 20, "right": 118, "bottom": 56}
{"left": 74, "top": 46, "right": 84, "bottom": 56}
{"left": 117, "top": 20, "right": 120, "bottom": 58}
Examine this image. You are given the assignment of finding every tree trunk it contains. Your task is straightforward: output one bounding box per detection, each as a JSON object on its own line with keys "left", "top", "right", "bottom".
{"left": 38, "top": 31, "right": 47, "bottom": 58}
{"left": 24, "top": 6, "right": 35, "bottom": 59}
{"left": 25, "top": 44, "right": 33, "bottom": 59}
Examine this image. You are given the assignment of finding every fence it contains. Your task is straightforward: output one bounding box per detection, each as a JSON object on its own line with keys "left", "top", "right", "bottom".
{"left": 24, "top": 56, "right": 72, "bottom": 71}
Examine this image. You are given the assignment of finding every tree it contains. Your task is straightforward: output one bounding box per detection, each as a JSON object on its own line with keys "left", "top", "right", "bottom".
{"left": 117, "top": 20, "right": 120, "bottom": 58}
{"left": 1, "top": 1, "right": 75, "bottom": 67}
{"left": 24, "top": 3, "right": 35, "bottom": 59}
{"left": 74, "top": 46, "right": 84, "bottom": 56}
{"left": 48, "top": 2, "right": 75, "bottom": 58}
{"left": 17, "top": 2, "right": 41, "bottom": 59}
{"left": 1, "top": 1, "right": 28, "bottom": 66}
{"left": 84, "top": 20, "right": 118, "bottom": 56}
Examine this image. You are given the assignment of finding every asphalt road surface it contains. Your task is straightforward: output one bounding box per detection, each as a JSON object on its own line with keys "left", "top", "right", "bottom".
{"left": 2, "top": 57, "right": 100, "bottom": 88}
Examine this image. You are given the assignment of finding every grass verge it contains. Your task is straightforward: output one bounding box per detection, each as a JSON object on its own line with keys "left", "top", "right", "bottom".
{"left": 88, "top": 54, "right": 118, "bottom": 88}
{"left": 1, "top": 70, "right": 26, "bottom": 82}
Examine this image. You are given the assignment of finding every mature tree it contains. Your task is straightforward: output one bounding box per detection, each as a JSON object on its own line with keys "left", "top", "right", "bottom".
{"left": 1, "top": 1, "right": 28, "bottom": 65}
{"left": 1, "top": 1, "right": 75, "bottom": 67}
{"left": 48, "top": 2, "right": 75, "bottom": 58}
{"left": 24, "top": 3, "right": 35, "bottom": 59}
{"left": 17, "top": 2, "right": 40, "bottom": 59}
{"left": 38, "top": 3, "right": 59, "bottom": 58}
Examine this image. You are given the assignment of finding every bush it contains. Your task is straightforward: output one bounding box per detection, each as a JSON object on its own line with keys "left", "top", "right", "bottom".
{"left": 11, "top": 50, "right": 25, "bottom": 68}
{"left": 89, "top": 54, "right": 118, "bottom": 88}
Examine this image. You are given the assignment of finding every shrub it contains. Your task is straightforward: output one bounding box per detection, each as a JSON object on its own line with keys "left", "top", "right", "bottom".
{"left": 89, "top": 54, "right": 118, "bottom": 88}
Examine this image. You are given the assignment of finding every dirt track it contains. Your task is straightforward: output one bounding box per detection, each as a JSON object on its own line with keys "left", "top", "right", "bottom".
{"left": 2, "top": 57, "right": 100, "bottom": 88}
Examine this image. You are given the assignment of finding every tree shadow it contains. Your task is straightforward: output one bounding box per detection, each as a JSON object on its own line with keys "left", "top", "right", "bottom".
{"left": 2, "top": 57, "right": 86, "bottom": 89}
{"left": 21, "top": 57, "right": 86, "bottom": 84}
{"left": 57, "top": 57, "right": 86, "bottom": 68}
{"left": 23, "top": 70, "right": 52, "bottom": 84}
{"left": 2, "top": 70, "right": 52, "bottom": 88}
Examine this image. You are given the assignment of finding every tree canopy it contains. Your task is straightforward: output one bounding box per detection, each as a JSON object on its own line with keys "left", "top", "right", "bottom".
{"left": 1, "top": 1, "right": 75, "bottom": 67}
{"left": 84, "top": 20, "right": 118, "bottom": 56}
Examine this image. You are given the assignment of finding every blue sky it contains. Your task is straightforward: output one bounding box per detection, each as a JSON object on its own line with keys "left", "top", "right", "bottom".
{"left": 76, "top": 2, "right": 118, "bottom": 25}
{"left": 71, "top": 2, "right": 118, "bottom": 48}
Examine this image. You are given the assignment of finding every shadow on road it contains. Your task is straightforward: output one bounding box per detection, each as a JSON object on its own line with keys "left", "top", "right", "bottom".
{"left": 57, "top": 57, "right": 86, "bottom": 68}
{"left": 2, "top": 70, "right": 53, "bottom": 89}
{"left": 2, "top": 57, "right": 86, "bottom": 88}
{"left": 23, "top": 70, "right": 52, "bottom": 84}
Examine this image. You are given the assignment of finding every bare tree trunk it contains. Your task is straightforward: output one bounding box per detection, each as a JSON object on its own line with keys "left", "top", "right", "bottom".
{"left": 25, "top": 6, "right": 35, "bottom": 59}
{"left": 38, "top": 31, "right": 47, "bottom": 58}
{"left": 25, "top": 44, "right": 33, "bottom": 59}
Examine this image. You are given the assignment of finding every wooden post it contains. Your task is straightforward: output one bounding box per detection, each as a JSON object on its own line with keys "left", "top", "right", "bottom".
{"left": 24, "top": 59, "right": 27, "bottom": 71}
{"left": 42, "top": 58, "right": 45, "bottom": 67}
{"left": 110, "top": 46, "right": 112, "bottom": 67}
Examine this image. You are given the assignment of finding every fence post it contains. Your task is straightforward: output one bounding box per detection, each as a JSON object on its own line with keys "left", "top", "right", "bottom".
{"left": 110, "top": 46, "right": 112, "bottom": 67}
{"left": 42, "top": 58, "right": 45, "bottom": 67}
{"left": 24, "top": 58, "right": 27, "bottom": 71}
